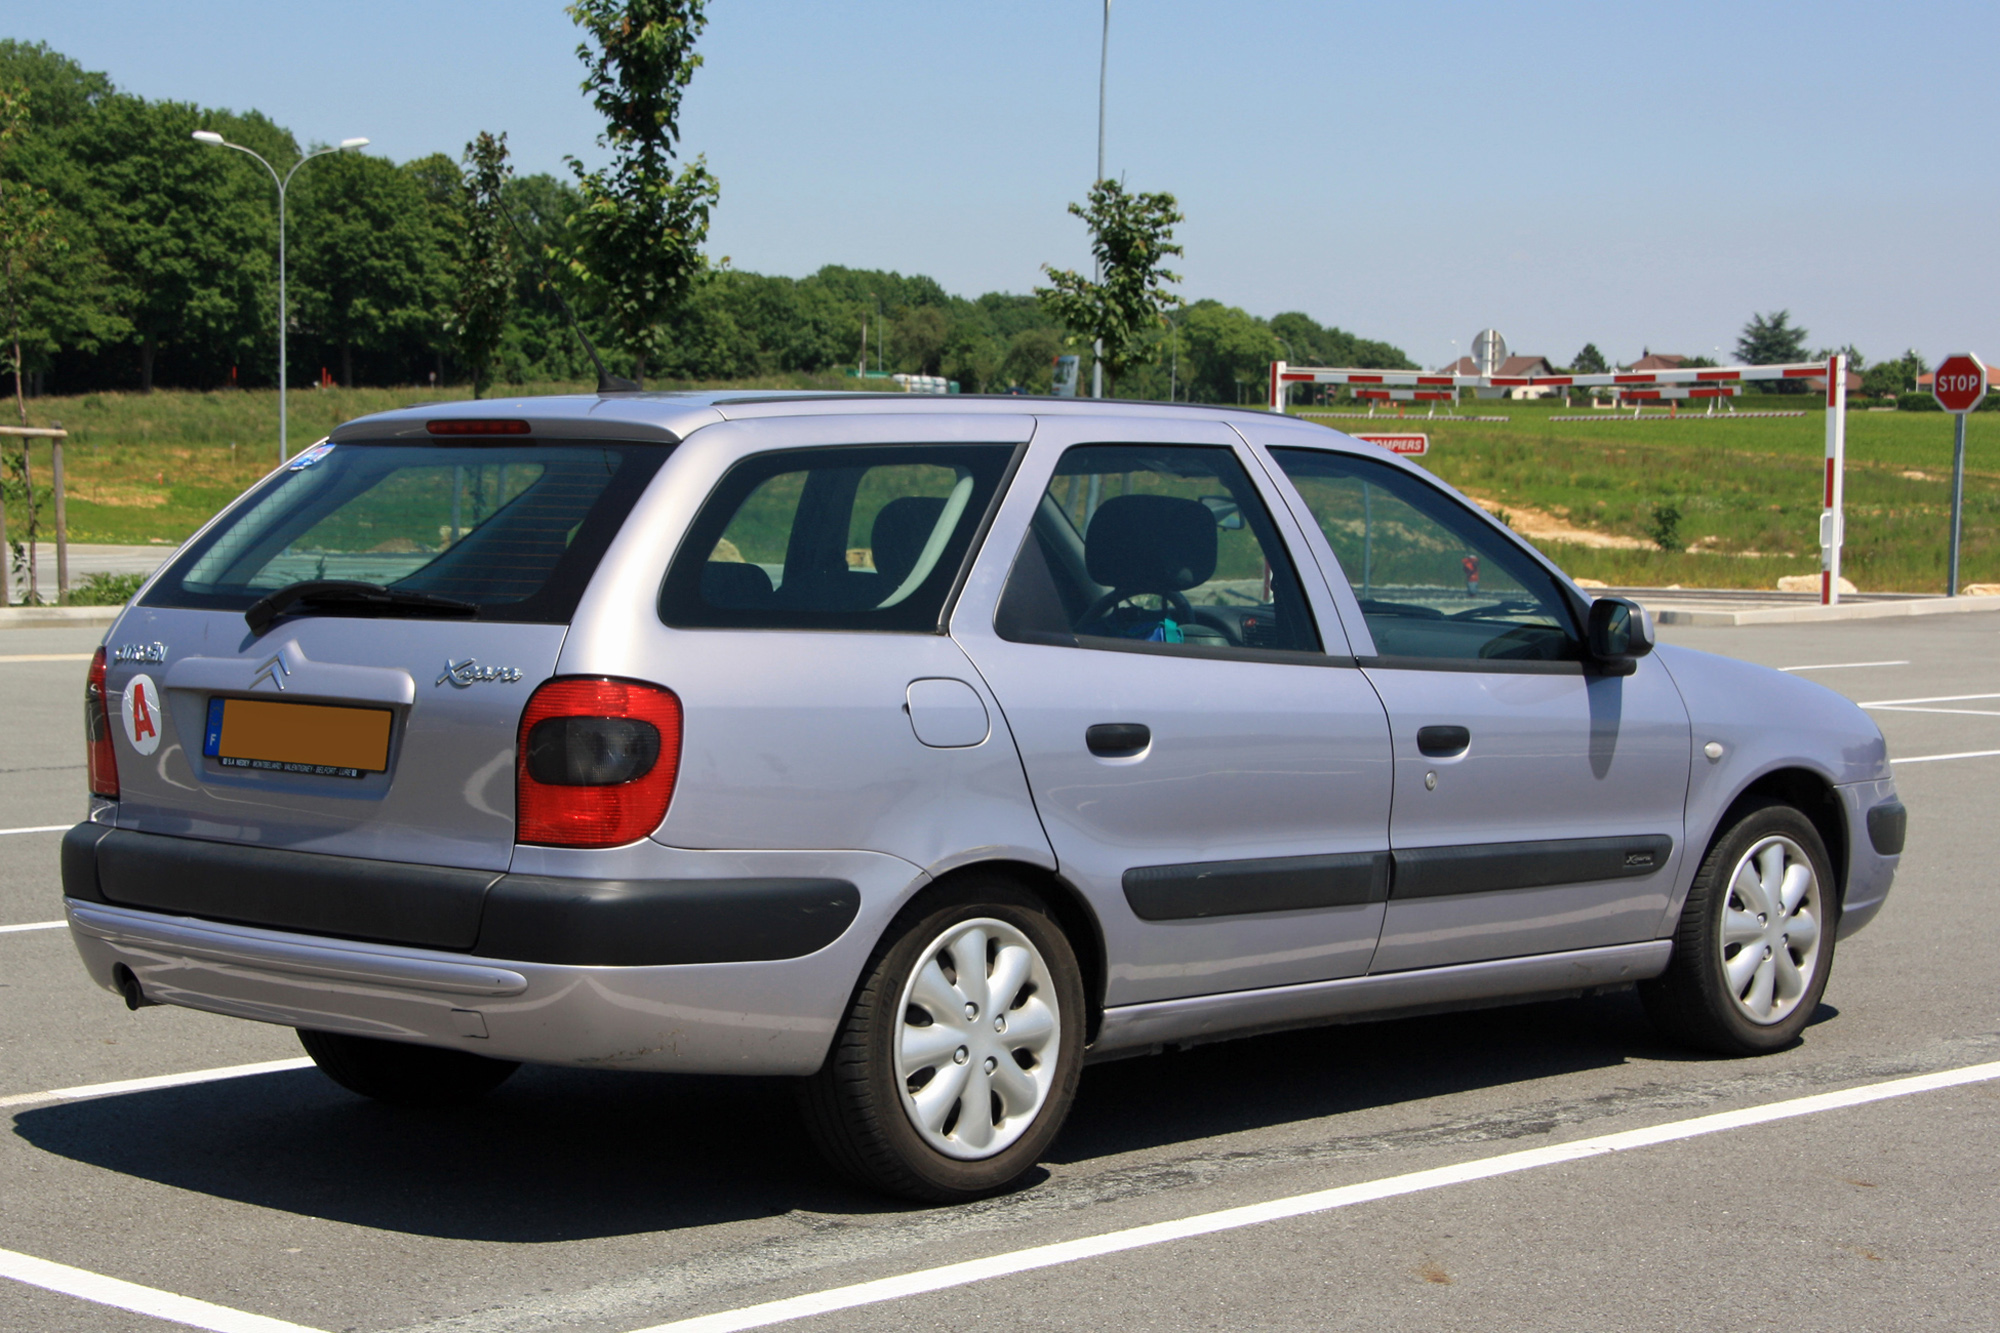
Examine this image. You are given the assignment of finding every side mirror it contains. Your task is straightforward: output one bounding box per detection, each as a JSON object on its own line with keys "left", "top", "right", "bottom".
{"left": 1200, "top": 496, "right": 1244, "bottom": 530}
{"left": 1587, "top": 596, "right": 1655, "bottom": 673}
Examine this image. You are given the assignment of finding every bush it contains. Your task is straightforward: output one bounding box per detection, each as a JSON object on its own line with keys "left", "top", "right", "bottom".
{"left": 68, "top": 571, "right": 146, "bottom": 605}
{"left": 1649, "top": 504, "right": 1683, "bottom": 552}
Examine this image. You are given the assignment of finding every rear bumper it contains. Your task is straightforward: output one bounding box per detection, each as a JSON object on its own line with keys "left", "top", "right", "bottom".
{"left": 61, "top": 825, "right": 924, "bottom": 1075}
{"left": 62, "top": 824, "right": 861, "bottom": 965}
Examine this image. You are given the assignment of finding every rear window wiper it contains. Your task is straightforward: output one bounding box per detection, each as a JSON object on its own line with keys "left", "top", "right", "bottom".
{"left": 245, "top": 580, "right": 479, "bottom": 635}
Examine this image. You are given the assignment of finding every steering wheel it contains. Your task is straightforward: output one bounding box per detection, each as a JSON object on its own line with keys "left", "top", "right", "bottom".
{"left": 1079, "top": 588, "right": 1194, "bottom": 630}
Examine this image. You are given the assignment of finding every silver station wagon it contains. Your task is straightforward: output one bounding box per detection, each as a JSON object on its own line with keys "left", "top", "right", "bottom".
{"left": 64, "top": 394, "right": 1905, "bottom": 1201}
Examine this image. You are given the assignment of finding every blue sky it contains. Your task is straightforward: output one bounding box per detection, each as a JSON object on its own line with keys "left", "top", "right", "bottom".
{"left": 5, "top": 0, "right": 1997, "bottom": 370}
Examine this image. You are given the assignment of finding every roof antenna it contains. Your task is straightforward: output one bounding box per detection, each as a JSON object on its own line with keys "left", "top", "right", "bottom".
{"left": 504, "top": 206, "right": 640, "bottom": 394}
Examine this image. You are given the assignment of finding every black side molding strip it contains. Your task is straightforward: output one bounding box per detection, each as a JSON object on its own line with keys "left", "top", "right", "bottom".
{"left": 1124, "top": 852, "right": 1391, "bottom": 921}
{"left": 1390, "top": 835, "right": 1674, "bottom": 900}
{"left": 1122, "top": 836, "right": 1674, "bottom": 922}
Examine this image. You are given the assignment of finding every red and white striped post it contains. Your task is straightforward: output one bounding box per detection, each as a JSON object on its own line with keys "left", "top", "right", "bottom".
{"left": 1820, "top": 353, "right": 1847, "bottom": 606}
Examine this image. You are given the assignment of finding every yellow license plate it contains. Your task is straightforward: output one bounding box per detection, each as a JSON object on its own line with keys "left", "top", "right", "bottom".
{"left": 201, "top": 697, "right": 392, "bottom": 778}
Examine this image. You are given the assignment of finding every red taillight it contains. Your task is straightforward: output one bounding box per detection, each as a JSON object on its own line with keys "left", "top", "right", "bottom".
{"left": 427, "top": 419, "right": 531, "bottom": 436}
{"left": 516, "top": 678, "right": 682, "bottom": 848}
{"left": 85, "top": 647, "right": 119, "bottom": 799}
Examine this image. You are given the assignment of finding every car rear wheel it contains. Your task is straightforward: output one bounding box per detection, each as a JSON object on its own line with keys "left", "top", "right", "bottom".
{"left": 802, "top": 880, "right": 1085, "bottom": 1202}
{"left": 1641, "top": 798, "right": 1838, "bottom": 1055}
{"left": 297, "top": 1029, "right": 519, "bottom": 1107}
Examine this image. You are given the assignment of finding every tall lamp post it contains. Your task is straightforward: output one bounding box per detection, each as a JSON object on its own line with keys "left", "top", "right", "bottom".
{"left": 1092, "top": 0, "right": 1109, "bottom": 399}
{"left": 193, "top": 130, "right": 368, "bottom": 464}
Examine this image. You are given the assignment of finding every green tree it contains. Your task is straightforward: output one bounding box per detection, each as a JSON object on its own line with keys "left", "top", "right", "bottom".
{"left": 1570, "top": 343, "right": 1609, "bottom": 375}
{"left": 0, "top": 85, "right": 59, "bottom": 423}
{"left": 1178, "top": 299, "right": 1280, "bottom": 404}
{"left": 1862, "top": 349, "right": 1926, "bottom": 400}
{"left": 290, "top": 150, "right": 450, "bottom": 387}
{"left": 448, "top": 132, "right": 514, "bottom": 398}
{"left": 999, "top": 326, "right": 1062, "bottom": 392}
{"left": 1036, "top": 179, "right": 1183, "bottom": 395}
{"left": 1737, "top": 310, "right": 1812, "bottom": 395}
{"left": 562, "top": 0, "right": 720, "bottom": 384}
{"left": 68, "top": 96, "right": 272, "bottom": 389}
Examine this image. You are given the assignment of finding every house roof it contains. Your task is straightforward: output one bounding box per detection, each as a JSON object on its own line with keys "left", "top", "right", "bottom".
{"left": 1627, "top": 353, "right": 1685, "bottom": 371}
{"left": 1440, "top": 354, "right": 1557, "bottom": 377}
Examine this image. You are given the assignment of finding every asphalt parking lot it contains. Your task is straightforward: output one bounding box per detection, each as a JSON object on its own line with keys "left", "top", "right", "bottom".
{"left": 2, "top": 614, "right": 1996, "bottom": 1332}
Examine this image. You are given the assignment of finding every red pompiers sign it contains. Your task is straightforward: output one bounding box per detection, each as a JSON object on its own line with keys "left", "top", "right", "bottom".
{"left": 1932, "top": 354, "right": 1988, "bottom": 413}
{"left": 1354, "top": 433, "right": 1429, "bottom": 456}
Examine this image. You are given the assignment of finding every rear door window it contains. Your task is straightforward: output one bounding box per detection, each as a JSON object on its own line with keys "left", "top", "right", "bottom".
{"left": 658, "top": 444, "right": 1016, "bottom": 631}
{"left": 145, "top": 441, "right": 664, "bottom": 624}
{"left": 993, "top": 443, "right": 1321, "bottom": 655}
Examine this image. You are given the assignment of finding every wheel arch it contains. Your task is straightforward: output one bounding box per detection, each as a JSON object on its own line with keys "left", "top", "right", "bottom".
{"left": 1706, "top": 766, "right": 1849, "bottom": 903}
{"left": 911, "top": 858, "right": 1109, "bottom": 1045}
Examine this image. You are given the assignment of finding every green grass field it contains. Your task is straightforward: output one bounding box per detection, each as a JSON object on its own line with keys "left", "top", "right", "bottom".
{"left": 3, "top": 383, "right": 1993, "bottom": 594}
{"left": 1294, "top": 399, "right": 2000, "bottom": 593}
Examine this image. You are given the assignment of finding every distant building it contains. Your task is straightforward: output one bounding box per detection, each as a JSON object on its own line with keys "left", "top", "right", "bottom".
{"left": 1627, "top": 353, "right": 1686, "bottom": 372}
{"left": 1439, "top": 353, "right": 1561, "bottom": 399}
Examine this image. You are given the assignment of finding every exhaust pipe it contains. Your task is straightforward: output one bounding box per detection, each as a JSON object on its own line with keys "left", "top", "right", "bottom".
{"left": 111, "top": 963, "right": 156, "bottom": 1010}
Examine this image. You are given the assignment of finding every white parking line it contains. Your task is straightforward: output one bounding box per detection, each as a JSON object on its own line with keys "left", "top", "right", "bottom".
{"left": 0, "top": 920, "right": 64, "bottom": 934}
{"left": 0, "top": 1057, "right": 314, "bottom": 1110}
{"left": 628, "top": 1061, "right": 2000, "bottom": 1333}
{"left": 1778, "top": 659, "right": 1908, "bottom": 672}
{"left": 0, "top": 653, "right": 93, "bottom": 664}
{"left": 0, "top": 824, "right": 68, "bottom": 837}
{"left": 1860, "top": 692, "right": 2000, "bottom": 707}
{"left": 0, "top": 1247, "right": 324, "bottom": 1333}
{"left": 1891, "top": 749, "right": 2000, "bottom": 765}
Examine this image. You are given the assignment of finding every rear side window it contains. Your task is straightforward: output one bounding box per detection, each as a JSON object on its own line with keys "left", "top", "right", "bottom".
{"left": 144, "top": 441, "right": 664, "bottom": 623}
{"left": 659, "top": 444, "right": 1016, "bottom": 631}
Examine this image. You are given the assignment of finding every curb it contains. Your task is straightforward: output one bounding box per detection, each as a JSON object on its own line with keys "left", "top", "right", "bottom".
{"left": 1635, "top": 596, "right": 2000, "bottom": 627}
{"left": 0, "top": 606, "right": 120, "bottom": 631}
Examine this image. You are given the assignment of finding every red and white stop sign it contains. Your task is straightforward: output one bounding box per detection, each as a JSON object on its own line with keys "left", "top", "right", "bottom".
{"left": 1932, "top": 353, "right": 1987, "bottom": 413}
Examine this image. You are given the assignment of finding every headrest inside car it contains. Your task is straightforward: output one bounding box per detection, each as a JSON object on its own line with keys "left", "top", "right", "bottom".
{"left": 1084, "top": 494, "right": 1219, "bottom": 592}
{"left": 871, "top": 496, "right": 949, "bottom": 586}
{"left": 701, "top": 560, "right": 774, "bottom": 608}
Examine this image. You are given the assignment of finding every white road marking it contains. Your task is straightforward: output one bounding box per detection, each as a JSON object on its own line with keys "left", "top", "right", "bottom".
{"left": 1891, "top": 748, "right": 2000, "bottom": 765}
{"left": 1777, "top": 659, "right": 1908, "bottom": 672}
{"left": 1859, "top": 692, "right": 2000, "bottom": 707}
{"left": 0, "top": 1057, "right": 314, "bottom": 1110}
{"left": 628, "top": 1061, "right": 2000, "bottom": 1333}
{"left": 0, "top": 920, "right": 64, "bottom": 934}
{"left": 0, "top": 824, "right": 68, "bottom": 837}
{"left": 0, "top": 653, "right": 93, "bottom": 664}
{"left": 1871, "top": 706, "right": 2000, "bottom": 717}
{"left": 0, "top": 1247, "right": 324, "bottom": 1333}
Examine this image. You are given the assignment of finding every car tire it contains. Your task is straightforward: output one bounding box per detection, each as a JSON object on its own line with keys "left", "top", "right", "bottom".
{"left": 801, "top": 879, "right": 1086, "bottom": 1203}
{"left": 297, "top": 1029, "right": 519, "bottom": 1107}
{"left": 1640, "top": 798, "right": 1839, "bottom": 1056}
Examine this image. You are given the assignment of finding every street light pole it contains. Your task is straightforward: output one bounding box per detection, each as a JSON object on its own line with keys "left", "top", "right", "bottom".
{"left": 1092, "top": 0, "right": 1109, "bottom": 400}
{"left": 193, "top": 131, "right": 368, "bottom": 464}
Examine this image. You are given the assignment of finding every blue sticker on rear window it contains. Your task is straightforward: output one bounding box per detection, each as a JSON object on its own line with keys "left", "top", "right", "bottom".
{"left": 287, "top": 442, "right": 335, "bottom": 470}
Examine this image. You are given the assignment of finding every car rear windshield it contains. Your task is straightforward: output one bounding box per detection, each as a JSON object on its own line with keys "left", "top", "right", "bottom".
{"left": 143, "top": 440, "right": 667, "bottom": 623}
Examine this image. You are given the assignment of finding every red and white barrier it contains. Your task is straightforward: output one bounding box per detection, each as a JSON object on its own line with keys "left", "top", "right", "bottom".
{"left": 1269, "top": 356, "right": 1851, "bottom": 606}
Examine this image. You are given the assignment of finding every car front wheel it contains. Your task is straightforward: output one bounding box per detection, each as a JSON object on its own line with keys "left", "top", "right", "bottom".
{"left": 1641, "top": 798, "right": 1838, "bottom": 1055}
{"left": 802, "top": 880, "right": 1085, "bottom": 1202}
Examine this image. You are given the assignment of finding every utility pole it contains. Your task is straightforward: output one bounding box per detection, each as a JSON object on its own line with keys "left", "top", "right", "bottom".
{"left": 1092, "top": 0, "right": 1109, "bottom": 399}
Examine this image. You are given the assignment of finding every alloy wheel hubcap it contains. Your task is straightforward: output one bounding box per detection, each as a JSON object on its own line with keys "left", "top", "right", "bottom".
{"left": 1719, "top": 835, "right": 1822, "bottom": 1025}
{"left": 893, "top": 917, "right": 1060, "bottom": 1160}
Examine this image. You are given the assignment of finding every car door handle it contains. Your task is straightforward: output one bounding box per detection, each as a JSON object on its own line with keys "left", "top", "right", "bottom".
{"left": 1086, "top": 723, "right": 1151, "bottom": 757}
{"left": 1416, "top": 725, "right": 1471, "bottom": 756}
